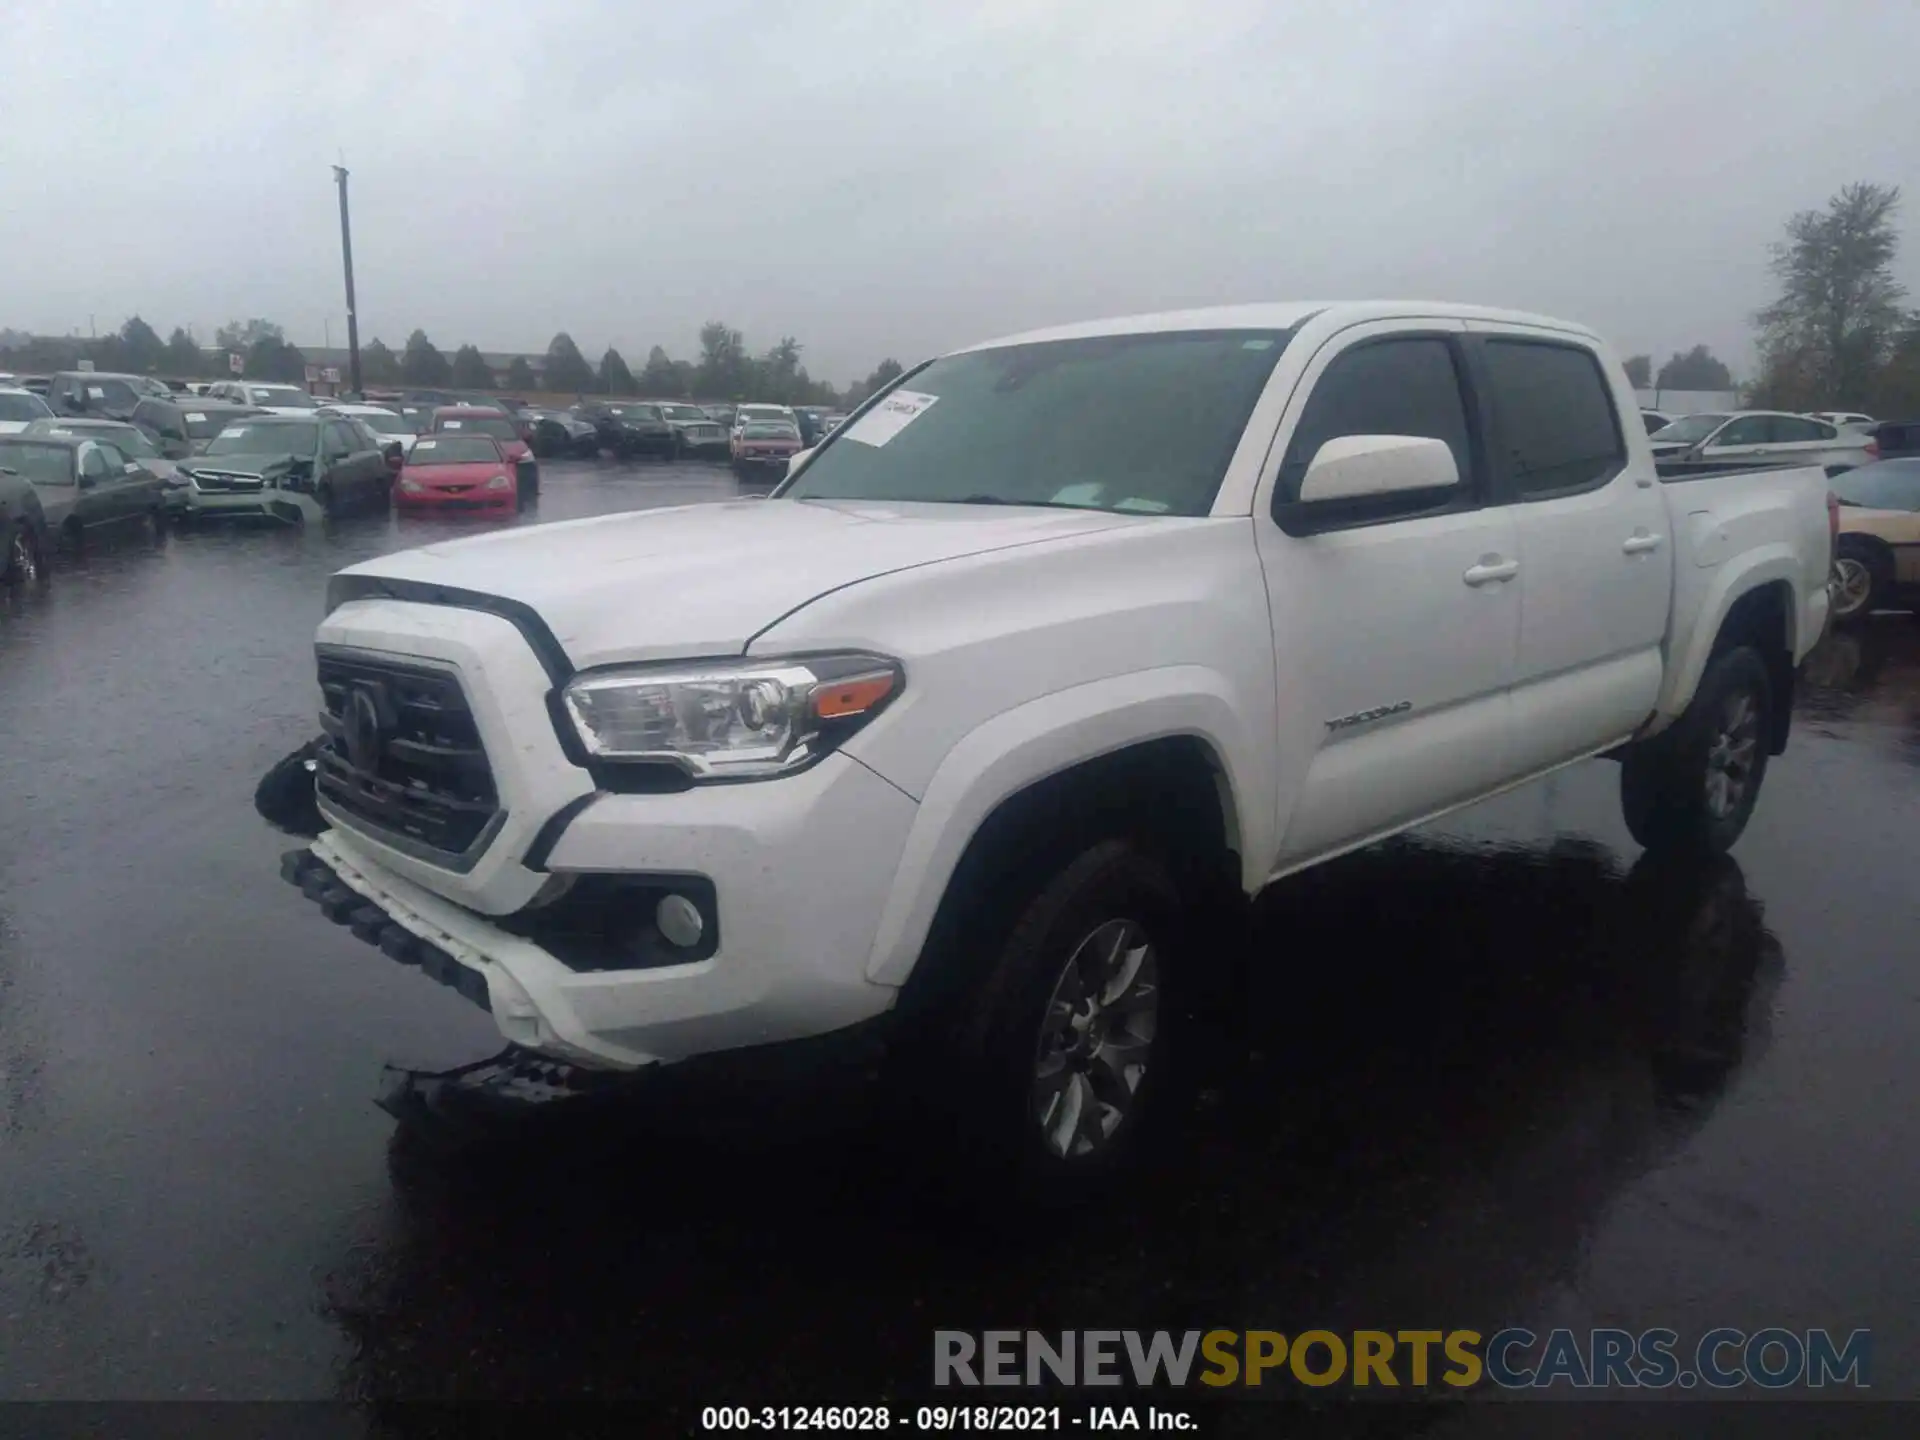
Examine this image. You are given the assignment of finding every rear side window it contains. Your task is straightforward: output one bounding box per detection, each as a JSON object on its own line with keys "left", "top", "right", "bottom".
{"left": 1279, "top": 337, "right": 1475, "bottom": 503}
{"left": 1481, "top": 340, "right": 1625, "bottom": 498}
{"left": 1715, "top": 416, "right": 1769, "bottom": 446}
{"left": 1766, "top": 415, "right": 1824, "bottom": 442}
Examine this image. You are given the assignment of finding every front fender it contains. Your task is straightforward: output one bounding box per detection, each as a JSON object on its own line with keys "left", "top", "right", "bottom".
{"left": 860, "top": 666, "right": 1266, "bottom": 986}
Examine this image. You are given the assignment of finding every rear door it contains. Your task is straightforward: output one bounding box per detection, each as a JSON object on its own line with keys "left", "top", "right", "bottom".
{"left": 323, "top": 420, "right": 385, "bottom": 505}
{"left": 74, "top": 443, "right": 122, "bottom": 524}
{"left": 92, "top": 442, "right": 153, "bottom": 521}
{"left": 1255, "top": 321, "right": 1521, "bottom": 867}
{"left": 1469, "top": 328, "right": 1672, "bottom": 772}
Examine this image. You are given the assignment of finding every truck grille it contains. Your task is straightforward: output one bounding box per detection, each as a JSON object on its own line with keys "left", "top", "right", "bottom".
{"left": 314, "top": 649, "right": 501, "bottom": 865}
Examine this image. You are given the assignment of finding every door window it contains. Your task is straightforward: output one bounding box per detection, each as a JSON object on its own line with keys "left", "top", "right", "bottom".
{"left": 1480, "top": 339, "right": 1626, "bottom": 498}
{"left": 1277, "top": 336, "right": 1477, "bottom": 524}
{"left": 80, "top": 445, "right": 113, "bottom": 480}
{"left": 323, "top": 421, "right": 362, "bottom": 458}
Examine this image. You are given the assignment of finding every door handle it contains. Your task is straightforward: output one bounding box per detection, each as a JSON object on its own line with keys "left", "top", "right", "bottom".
{"left": 1622, "top": 533, "right": 1665, "bottom": 555}
{"left": 1463, "top": 557, "right": 1519, "bottom": 586}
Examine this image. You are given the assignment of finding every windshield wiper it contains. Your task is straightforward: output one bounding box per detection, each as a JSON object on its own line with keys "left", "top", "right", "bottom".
{"left": 954, "top": 493, "right": 1096, "bottom": 510}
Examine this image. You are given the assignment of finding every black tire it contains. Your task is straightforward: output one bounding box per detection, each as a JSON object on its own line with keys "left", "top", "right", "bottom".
{"left": 1621, "top": 646, "right": 1772, "bottom": 857}
{"left": 1830, "top": 537, "right": 1892, "bottom": 623}
{"left": 916, "top": 839, "right": 1187, "bottom": 1208}
{"left": 4, "top": 522, "right": 45, "bottom": 588}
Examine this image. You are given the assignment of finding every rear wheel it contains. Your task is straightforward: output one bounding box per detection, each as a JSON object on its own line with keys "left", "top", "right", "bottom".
{"left": 1622, "top": 646, "right": 1772, "bottom": 857}
{"left": 1831, "top": 538, "right": 1891, "bottom": 622}
{"left": 4, "top": 522, "right": 44, "bottom": 587}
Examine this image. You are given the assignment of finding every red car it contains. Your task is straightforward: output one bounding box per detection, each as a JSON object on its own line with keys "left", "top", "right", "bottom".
{"left": 426, "top": 406, "right": 539, "bottom": 497}
{"left": 393, "top": 433, "right": 523, "bottom": 513}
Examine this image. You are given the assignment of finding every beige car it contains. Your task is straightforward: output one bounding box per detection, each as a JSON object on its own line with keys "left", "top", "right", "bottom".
{"left": 1831, "top": 459, "right": 1920, "bottom": 620}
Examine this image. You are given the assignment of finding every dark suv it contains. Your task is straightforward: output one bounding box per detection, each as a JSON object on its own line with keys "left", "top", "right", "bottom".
{"left": 1869, "top": 419, "right": 1920, "bottom": 460}
{"left": 580, "top": 401, "right": 674, "bottom": 460}
{"left": 47, "top": 371, "right": 149, "bottom": 421}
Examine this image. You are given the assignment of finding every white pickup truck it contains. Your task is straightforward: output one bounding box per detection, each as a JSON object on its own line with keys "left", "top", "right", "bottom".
{"left": 281, "top": 301, "right": 1833, "bottom": 1200}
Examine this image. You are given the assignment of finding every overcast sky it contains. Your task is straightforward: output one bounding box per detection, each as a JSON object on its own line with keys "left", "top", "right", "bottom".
{"left": 3, "top": 0, "right": 1917, "bottom": 385}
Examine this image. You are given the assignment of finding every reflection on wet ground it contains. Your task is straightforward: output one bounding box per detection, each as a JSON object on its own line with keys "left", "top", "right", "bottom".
{"left": 1, "top": 469, "right": 1917, "bottom": 1426}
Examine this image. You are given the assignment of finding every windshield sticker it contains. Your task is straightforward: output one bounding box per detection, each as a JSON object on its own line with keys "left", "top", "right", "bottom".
{"left": 413, "top": 440, "right": 437, "bottom": 451}
{"left": 1114, "top": 497, "right": 1172, "bottom": 513}
{"left": 443, "top": 420, "right": 463, "bottom": 429}
{"left": 1241, "top": 338, "right": 1274, "bottom": 350}
{"left": 185, "top": 412, "right": 206, "bottom": 422}
{"left": 843, "top": 390, "right": 938, "bottom": 448}
{"left": 86, "top": 386, "right": 106, "bottom": 399}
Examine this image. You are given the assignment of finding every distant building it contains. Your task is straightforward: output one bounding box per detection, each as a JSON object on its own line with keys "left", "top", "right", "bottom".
{"left": 1636, "top": 388, "right": 1742, "bottom": 415}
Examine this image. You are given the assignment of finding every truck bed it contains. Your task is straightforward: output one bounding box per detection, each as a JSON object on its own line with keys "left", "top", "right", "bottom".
{"left": 1652, "top": 459, "right": 1833, "bottom": 726}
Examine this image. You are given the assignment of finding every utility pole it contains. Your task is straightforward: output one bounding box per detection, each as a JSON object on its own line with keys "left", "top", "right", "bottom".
{"left": 332, "top": 165, "right": 362, "bottom": 398}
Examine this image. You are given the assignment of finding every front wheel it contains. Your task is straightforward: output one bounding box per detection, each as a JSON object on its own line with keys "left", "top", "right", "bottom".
{"left": 924, "top": 839, "right": 1185, "bottom": 1207}
{"left": 1621, "top": 646, "right": 1772, "bottom": 857}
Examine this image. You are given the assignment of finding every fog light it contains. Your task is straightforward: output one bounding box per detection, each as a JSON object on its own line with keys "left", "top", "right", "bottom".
{"left": 656, "top": 893, "right": 705, "bottom": 949}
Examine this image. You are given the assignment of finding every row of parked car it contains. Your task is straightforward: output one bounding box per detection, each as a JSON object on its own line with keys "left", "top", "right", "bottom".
{"left": 0, "top": 373, "right": 847, "bottom": 589}
{"left": 1629, "top": 406, "right": 1920, "bottom": 623}
{"left": 1635, "top": 406, "right": 1912, "bottom": 471}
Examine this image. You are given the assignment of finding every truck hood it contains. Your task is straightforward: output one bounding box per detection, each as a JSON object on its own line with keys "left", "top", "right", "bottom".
{"left": 331, "top": 497, "right": 1148, "bottom": 667}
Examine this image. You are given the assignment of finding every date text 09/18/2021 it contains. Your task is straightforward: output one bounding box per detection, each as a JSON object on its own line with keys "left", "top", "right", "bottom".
{"left": 701, "top": 1405, "right": 1194, "bottom": 1431}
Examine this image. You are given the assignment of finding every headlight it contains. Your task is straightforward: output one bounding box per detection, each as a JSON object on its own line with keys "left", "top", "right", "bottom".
{"left": 485, "top": 473, "right": 512, "bottom": 490}
{"left": 398, "top": 477, "right": 424, "bottom": 493}
{"left": 560, "top": 653, "right": 902, "bottom": 780}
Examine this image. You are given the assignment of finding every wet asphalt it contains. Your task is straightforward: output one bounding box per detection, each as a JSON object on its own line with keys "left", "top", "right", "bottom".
{"left": 0, "top": 459, "right": 1916, "bottom": 1429}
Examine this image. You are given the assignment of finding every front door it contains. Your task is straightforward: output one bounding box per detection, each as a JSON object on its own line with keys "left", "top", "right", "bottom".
{"left": 1256, "top": 323, "right": 1520, "bottom": 870}
{"left": 1468, "top": 328, "right": 1672, "bottom": 773}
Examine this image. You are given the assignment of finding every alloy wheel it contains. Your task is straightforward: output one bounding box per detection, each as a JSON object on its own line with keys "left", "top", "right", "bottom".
{"left": 1831, "top": 557, "right": 1873, "bottom": 617}
{"left": 1031, "top": 917, "right": 1160, "bottom": 1159}
{"left": 1704, "top": 688, "right": 1762, "bottom": 820}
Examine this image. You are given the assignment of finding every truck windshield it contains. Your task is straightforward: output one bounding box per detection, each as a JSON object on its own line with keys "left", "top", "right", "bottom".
{"left": 1650, "top": 413, "right": 1729, "bottom": 444}
{"left": 781, "top": 329, "right": 1293, "bottom": 516}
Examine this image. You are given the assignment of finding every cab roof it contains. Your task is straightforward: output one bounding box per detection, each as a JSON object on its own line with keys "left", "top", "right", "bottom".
{"left": 958, "top": 300, "right": 1602, "bottom": 353}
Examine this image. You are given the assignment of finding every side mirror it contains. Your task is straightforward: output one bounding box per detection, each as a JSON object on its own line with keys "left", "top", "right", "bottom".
{"left": 1296, "top": 435, "right": 1459, "bottom": 504}
{"left": 78, "top": 471, "right": 96, "bottom": 490}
